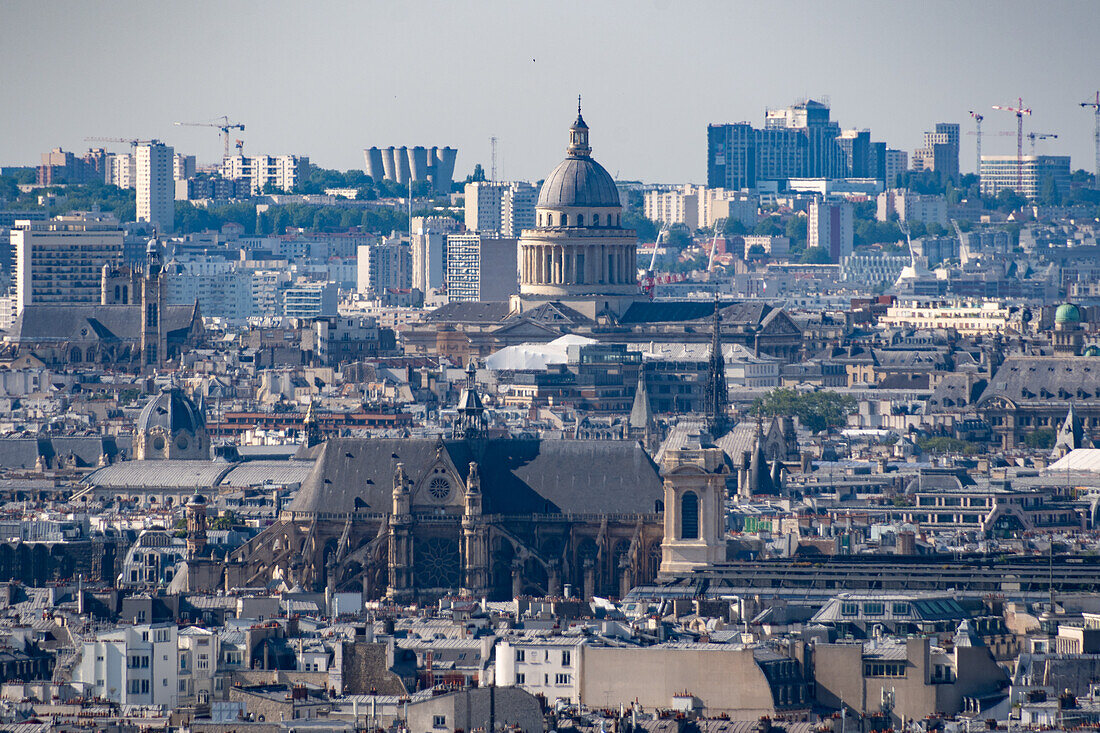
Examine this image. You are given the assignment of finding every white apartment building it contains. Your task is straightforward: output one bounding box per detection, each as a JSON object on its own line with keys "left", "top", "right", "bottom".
{"left": 283, "top": 281, "right": 338, "bottom": 318}
{"left": 173, "top": 153, "right": 196, "bottom": 181}
{"left": 73, "top": 623, "right": 179, "bottom": 706}
{"left": 699, "top": 188, "right": 758, "bottom": 230}
{"left": 464, "top": 181, "right": 537, "bottom": 235}
{"left": 163, "top": 259, "right": 254, "bottom": 320}
{"left": 807, "top": 198, "right": 853, "bottom": 262}
{"left": 177, "top": 626, "right": 223, "bottom": 705}
{"left": 222, "top": 154, "right": 309, "bottom": 194}
{"left": 494, "top": 637, "right": 586, "bottom": 705}
{"left": 884, "top": 149, "right": 908, "bottom": 187}
{"left": 645, "top": 186, "right": 759, "bottom": 231}
{"left": 250, "top": 269, "right": 291, "bottom": 317}
{"left": 465, "top": 182, "right": 503, "bottom": 232}
{"left": 645, "top": 186, "right": 699, "bottom": 229}
{"left": 357, "top": 240, "right": 412, "bottom": 296}
{"left": 501, "top": 183, "right": 538, "bottom": 236}
{"left": 136, "top": 142, "right": 175, "bottom": 231}
{"left": 13, "top": 212, "right": 123, "bottom": 312}
{"left": 108, "top": 153, "right": 136, "bottom": 189}
{"left": 876, "top": 189, "right": 947, "bottom": 227}
{"left": 980, "top": 155, "right": 1072, "bottom": 200}
{"left": 879, "top": 299, "right": 1013, "bottom": 336}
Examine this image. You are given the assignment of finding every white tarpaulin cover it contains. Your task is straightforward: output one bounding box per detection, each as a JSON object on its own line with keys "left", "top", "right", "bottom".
{"left": 485, "top": 334, "right": 597, "bottom": 371}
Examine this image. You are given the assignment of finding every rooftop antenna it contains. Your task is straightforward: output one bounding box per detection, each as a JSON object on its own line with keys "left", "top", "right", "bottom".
{"left": 489, "top": 136, "right": 498, "bottom": 183}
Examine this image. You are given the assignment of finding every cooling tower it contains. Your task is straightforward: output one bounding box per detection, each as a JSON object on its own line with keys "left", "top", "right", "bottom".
{"left": 396, "top": 146, "right": 411, "bottom": 185}
{"left": 381, "top": 147, "right": 398, "bottom": 182}
{"left": 365, "top": 147, "right": 385, "bottom": 182}
{"left": 408, "top": 146, "right": 429, "bottom": 182}
{"left": 434, "top": 147, "right": 457, "bottom": 194}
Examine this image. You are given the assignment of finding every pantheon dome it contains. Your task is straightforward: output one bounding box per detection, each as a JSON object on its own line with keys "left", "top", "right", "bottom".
{"left": 516, "top": 104, "right": 638, "bottom": 316}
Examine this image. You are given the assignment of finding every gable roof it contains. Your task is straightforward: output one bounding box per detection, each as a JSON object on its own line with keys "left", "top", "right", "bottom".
{"left": 288, "top": 437, "right": 661, "bottom": 516}
{"left": 9, "top": 304, "right": 197, "bottom": 343}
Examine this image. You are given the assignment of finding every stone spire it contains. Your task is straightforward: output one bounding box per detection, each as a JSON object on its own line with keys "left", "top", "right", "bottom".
{"left": 704, "top": 292, "right": 730, "bottom": 437}
{"left": 453, "top": 360, "right": 487, "bottom": 440}
{"left": 1053, "top": 403, "right": 1088, "bottom": 458}
{"left": 303, "top": 400, "right": 323, "bottom": 448}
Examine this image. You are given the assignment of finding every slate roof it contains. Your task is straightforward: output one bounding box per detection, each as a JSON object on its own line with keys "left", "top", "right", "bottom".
{"left": 288, "top": 437, "right": 661, "bottom": 516}
{"left": 618, "top": 300, "right": 777, "bottom": 327}
{"left": 0, "top": 436, "right": 128, "bottom": 470}
{"left": 83, "top": 460, "right": 235, "bottom": 490}
{"left": 422, "top": 301, "right": 511, "bottom": 324}
{"left": 220, "top": 460, "right": 315, "bottom": 488}
{"left": 9, "top": 304, "right": 197, "bottom": 342}
{"left": 979, "top": 356, "right": 1100, "bottom": 406}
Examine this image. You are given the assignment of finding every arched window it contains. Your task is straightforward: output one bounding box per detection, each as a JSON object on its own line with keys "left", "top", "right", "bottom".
{"left": 114, "top": 285, "right": 121, "bottom": 301}
{"left": 577, "top": 214, "right": 584, "bottom": 226}
{"left": 561, "top": 213, "right": 568, "bottom": 227}
{"left": 70, "top": 348, "right": 82, "bottom": 363}
{"left": 680, "top": 491, "right": 699, "bottom": 539}
{"left": 593, "top": 213, "right": 600, "bottom": 226}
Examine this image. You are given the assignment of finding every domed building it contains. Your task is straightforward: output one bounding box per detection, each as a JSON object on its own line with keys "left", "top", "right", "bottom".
{"left": 513, "top": 102, "right": 640, "bottom": 319}
{"left": 133, "top": 387, "right": 210, "bottom": 460}
{"left": 1052, "top": 302, "right": 1085, "bottom": 356}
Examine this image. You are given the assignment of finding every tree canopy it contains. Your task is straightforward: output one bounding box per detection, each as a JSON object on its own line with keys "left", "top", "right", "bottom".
{"left": 750, "top": 388, "right": 856, "bottom": 433}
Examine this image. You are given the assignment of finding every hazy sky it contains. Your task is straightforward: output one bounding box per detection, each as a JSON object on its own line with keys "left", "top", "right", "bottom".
{"left": 2, "top": 1, "right": 1099, "bottom": 183}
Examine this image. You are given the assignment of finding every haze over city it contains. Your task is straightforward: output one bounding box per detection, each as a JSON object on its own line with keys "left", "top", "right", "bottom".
{"left": 4, "top": 2, "right": 1100, "bottom": 730}
{"left": 2, "top": 1, "right": 1099, "bottom": 181}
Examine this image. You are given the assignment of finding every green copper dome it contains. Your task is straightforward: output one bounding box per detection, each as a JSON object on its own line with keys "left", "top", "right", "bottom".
{"left": 1084, "top": 345, "right": 1100, "bottom": 357}
{"left": 1055, "top": 303, "right": 1082, "bottom": 325}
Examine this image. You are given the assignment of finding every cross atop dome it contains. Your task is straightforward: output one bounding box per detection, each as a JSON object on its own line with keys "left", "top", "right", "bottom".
{"left": 568, "top": 96, "right": 591, "bottom": 157}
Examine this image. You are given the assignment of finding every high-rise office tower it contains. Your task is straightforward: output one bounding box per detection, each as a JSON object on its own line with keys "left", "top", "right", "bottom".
{"left": 135, "top": 142, "right": 174, "bottom": 232}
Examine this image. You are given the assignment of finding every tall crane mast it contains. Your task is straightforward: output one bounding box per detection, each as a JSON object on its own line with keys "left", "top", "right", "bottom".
{"left": 968, "top": 111, "right": 983, "bottom": 177}
{"left": 991, "top": 98, "right": 1031, "bottom": 193}
{"left": 173, "top": 116, "right": 245, "bottom": 162}
{"left": 1082, "top": 91, "right": 1100, "bottom": 186}
{"left": 1026, "top": 132, "right": 1058, "bottom": 154}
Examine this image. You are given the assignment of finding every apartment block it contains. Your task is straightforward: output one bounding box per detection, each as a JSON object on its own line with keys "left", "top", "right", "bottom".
{"left": 464, "top": 182, "right": 537, "bottom": 235}
{"left": 808, "top": 198, "right": 853, "bottom": 262}
{"left": 135, "top": 142, "right": 175, "bottom": 232}
{"left": 876, "top": 189, "right": 948, "bottom": 227}
{"left": 13, "top": 212, "right": 124, "bottom": 312}
{"left": 222, "top": 154, "right": 309, "bottom": 194}
{"left": 445, "top": 234, "right": 518, "bottom": 302}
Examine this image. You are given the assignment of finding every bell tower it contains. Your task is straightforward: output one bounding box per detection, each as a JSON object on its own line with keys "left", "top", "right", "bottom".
{"left": 659, "top": 431, "right": 728, "bottom": 576}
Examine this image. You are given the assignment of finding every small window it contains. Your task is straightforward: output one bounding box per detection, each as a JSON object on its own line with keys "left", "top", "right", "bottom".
{"left": 433, "top": 715, "right": 447, "bottom": 728}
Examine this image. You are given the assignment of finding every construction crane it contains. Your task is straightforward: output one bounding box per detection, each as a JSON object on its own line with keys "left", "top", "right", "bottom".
{"left": 173, "top": 116, "right": 244, "bottom": 161}
{"left": 991, "top": 98, "right": 1031, "bottom": 193}
{"left": 639, "top": 226, "right": 668, "bottom": 299}
{"left": 1027, "top": 132, "right": 1058, "bottom": 154}
{"left": 706, "top": 220, "right": 726, "bottom": 273}
{"left": 84, "top": 136, "right": 161, "bottom": 147}
{"left": 968, "top": 111, "right": 984, "bottom": 177}
{"left": 1081, "top": 91, "right": 1100, "bottom": 185}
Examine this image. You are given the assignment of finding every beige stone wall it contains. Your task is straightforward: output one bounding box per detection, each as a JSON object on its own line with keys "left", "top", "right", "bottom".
{"left": 580, "top": 646, "right": 776, "bottom": 716}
